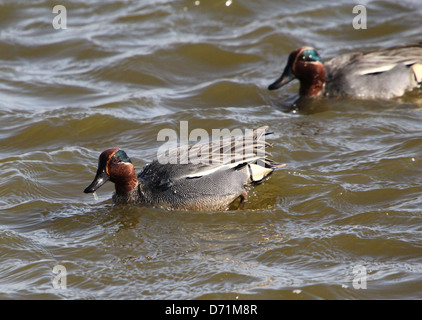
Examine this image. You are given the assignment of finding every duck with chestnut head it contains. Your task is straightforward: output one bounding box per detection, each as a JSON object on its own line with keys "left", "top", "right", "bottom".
{"left": 268, "top": 43, "right": 422, "bottom": 99}
{"left": 84, "top": 126, "right": 285, "bottom": 211}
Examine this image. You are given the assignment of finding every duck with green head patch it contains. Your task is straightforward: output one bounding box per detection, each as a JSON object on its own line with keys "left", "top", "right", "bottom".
{"left": 268, "top": 43, "right": 422, "bottom": 99}
{"left": 84, "top": 126, "right": 285, "bottom": 211}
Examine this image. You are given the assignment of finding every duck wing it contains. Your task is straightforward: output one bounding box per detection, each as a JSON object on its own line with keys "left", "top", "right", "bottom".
{"left": 327, "top": 43, "right": 422, "bottom": 77}
{"left": 325, "top": 43, "right": 422, "bottom": 97}
{"left": 138, "top": 126, "right": 284, "bottom": 190}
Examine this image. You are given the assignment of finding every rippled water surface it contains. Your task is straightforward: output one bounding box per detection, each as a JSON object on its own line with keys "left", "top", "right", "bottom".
{"left": 1, "top": 0, "right": 422, "bottom": 299}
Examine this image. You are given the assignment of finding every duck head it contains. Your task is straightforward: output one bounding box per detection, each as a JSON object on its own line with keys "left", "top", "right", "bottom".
{"left": 268, "top": 47, "right": 325, "bottom": 97}
{"left": 84, "top": 148, "right": 138, "bottom": 196}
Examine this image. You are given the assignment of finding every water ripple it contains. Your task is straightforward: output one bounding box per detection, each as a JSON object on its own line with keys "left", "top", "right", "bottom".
{"left": 1, "top": 0, "right": 422, "bottom": 299}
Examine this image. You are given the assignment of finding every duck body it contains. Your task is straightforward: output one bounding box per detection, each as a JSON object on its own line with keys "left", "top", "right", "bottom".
{"left": 133, "top": 160, "right": 254, "bottom": 211}
{"left": 84, "top": 126, "right": 284, "bottom": 211}
{"left": 268, "top": 43, "right": 422, "bottom": 99}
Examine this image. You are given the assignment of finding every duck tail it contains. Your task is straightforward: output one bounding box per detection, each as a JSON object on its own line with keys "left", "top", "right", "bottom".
{"left": 244, "top": 126, "right": 286, "bottom": 184}
{"left": 411, "top": 63, "right": 422, "bottom": 84}
{"left": 247, "top": 159, "right": 286, "bottom": 184}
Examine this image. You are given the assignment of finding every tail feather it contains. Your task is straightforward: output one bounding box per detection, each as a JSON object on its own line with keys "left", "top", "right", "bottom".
{"left": 247, "top": 162, "right": 286, "bottom": 184}
{"left": 412, "top": 63, "right": 422, "bottom": 84}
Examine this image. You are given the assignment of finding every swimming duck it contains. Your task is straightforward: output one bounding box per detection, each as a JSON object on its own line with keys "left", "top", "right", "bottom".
{"left": 84, "top": 126, "right": 285, "bottom": 211}
{"left": 268, "top": 43, "right": 422, "bottom": 99}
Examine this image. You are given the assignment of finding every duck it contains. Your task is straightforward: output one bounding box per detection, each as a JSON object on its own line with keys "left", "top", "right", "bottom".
{"left": 83, "top": 126, "right": 285, "bottom": 211}
{"left": 268, "top": 43, "right": 422, "bottom": 99}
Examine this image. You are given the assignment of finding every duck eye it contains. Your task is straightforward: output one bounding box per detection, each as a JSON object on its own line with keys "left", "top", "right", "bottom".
{"left": 110, "top": 156, "right": 120, "bottom": 164}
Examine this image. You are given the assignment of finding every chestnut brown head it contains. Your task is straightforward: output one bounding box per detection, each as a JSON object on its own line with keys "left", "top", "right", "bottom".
{"left": 268, "top": 47, "right": 325, "bottom": 97}
{"left": 84, "top": 148, "right": 137, "bottom": 196}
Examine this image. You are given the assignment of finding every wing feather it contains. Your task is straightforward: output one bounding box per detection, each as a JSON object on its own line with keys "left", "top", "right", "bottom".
{"left": 155, "top": 126, "right": 282, "bottom": 180}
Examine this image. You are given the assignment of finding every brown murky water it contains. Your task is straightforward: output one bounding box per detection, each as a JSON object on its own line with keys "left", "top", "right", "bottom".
{"left": 1, "top": 0, "right": 422, "bottom": 299}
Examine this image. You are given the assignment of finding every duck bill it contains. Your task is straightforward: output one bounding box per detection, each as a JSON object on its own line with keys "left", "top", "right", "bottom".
{"left": 84, "top": 169, "right": 109, "bottom": 193}
{"left": 268, "top": 65, "right": 295, "bottom": 90}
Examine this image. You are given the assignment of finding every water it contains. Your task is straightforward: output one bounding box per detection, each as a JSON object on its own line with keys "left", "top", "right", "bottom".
{"left": 1, "top": 0, "right": 422, "bottom": 299}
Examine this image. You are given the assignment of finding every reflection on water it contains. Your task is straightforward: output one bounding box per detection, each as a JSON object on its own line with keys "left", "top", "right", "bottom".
{"left": 0, "top": 0, "right": 422, "bottom": 299}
